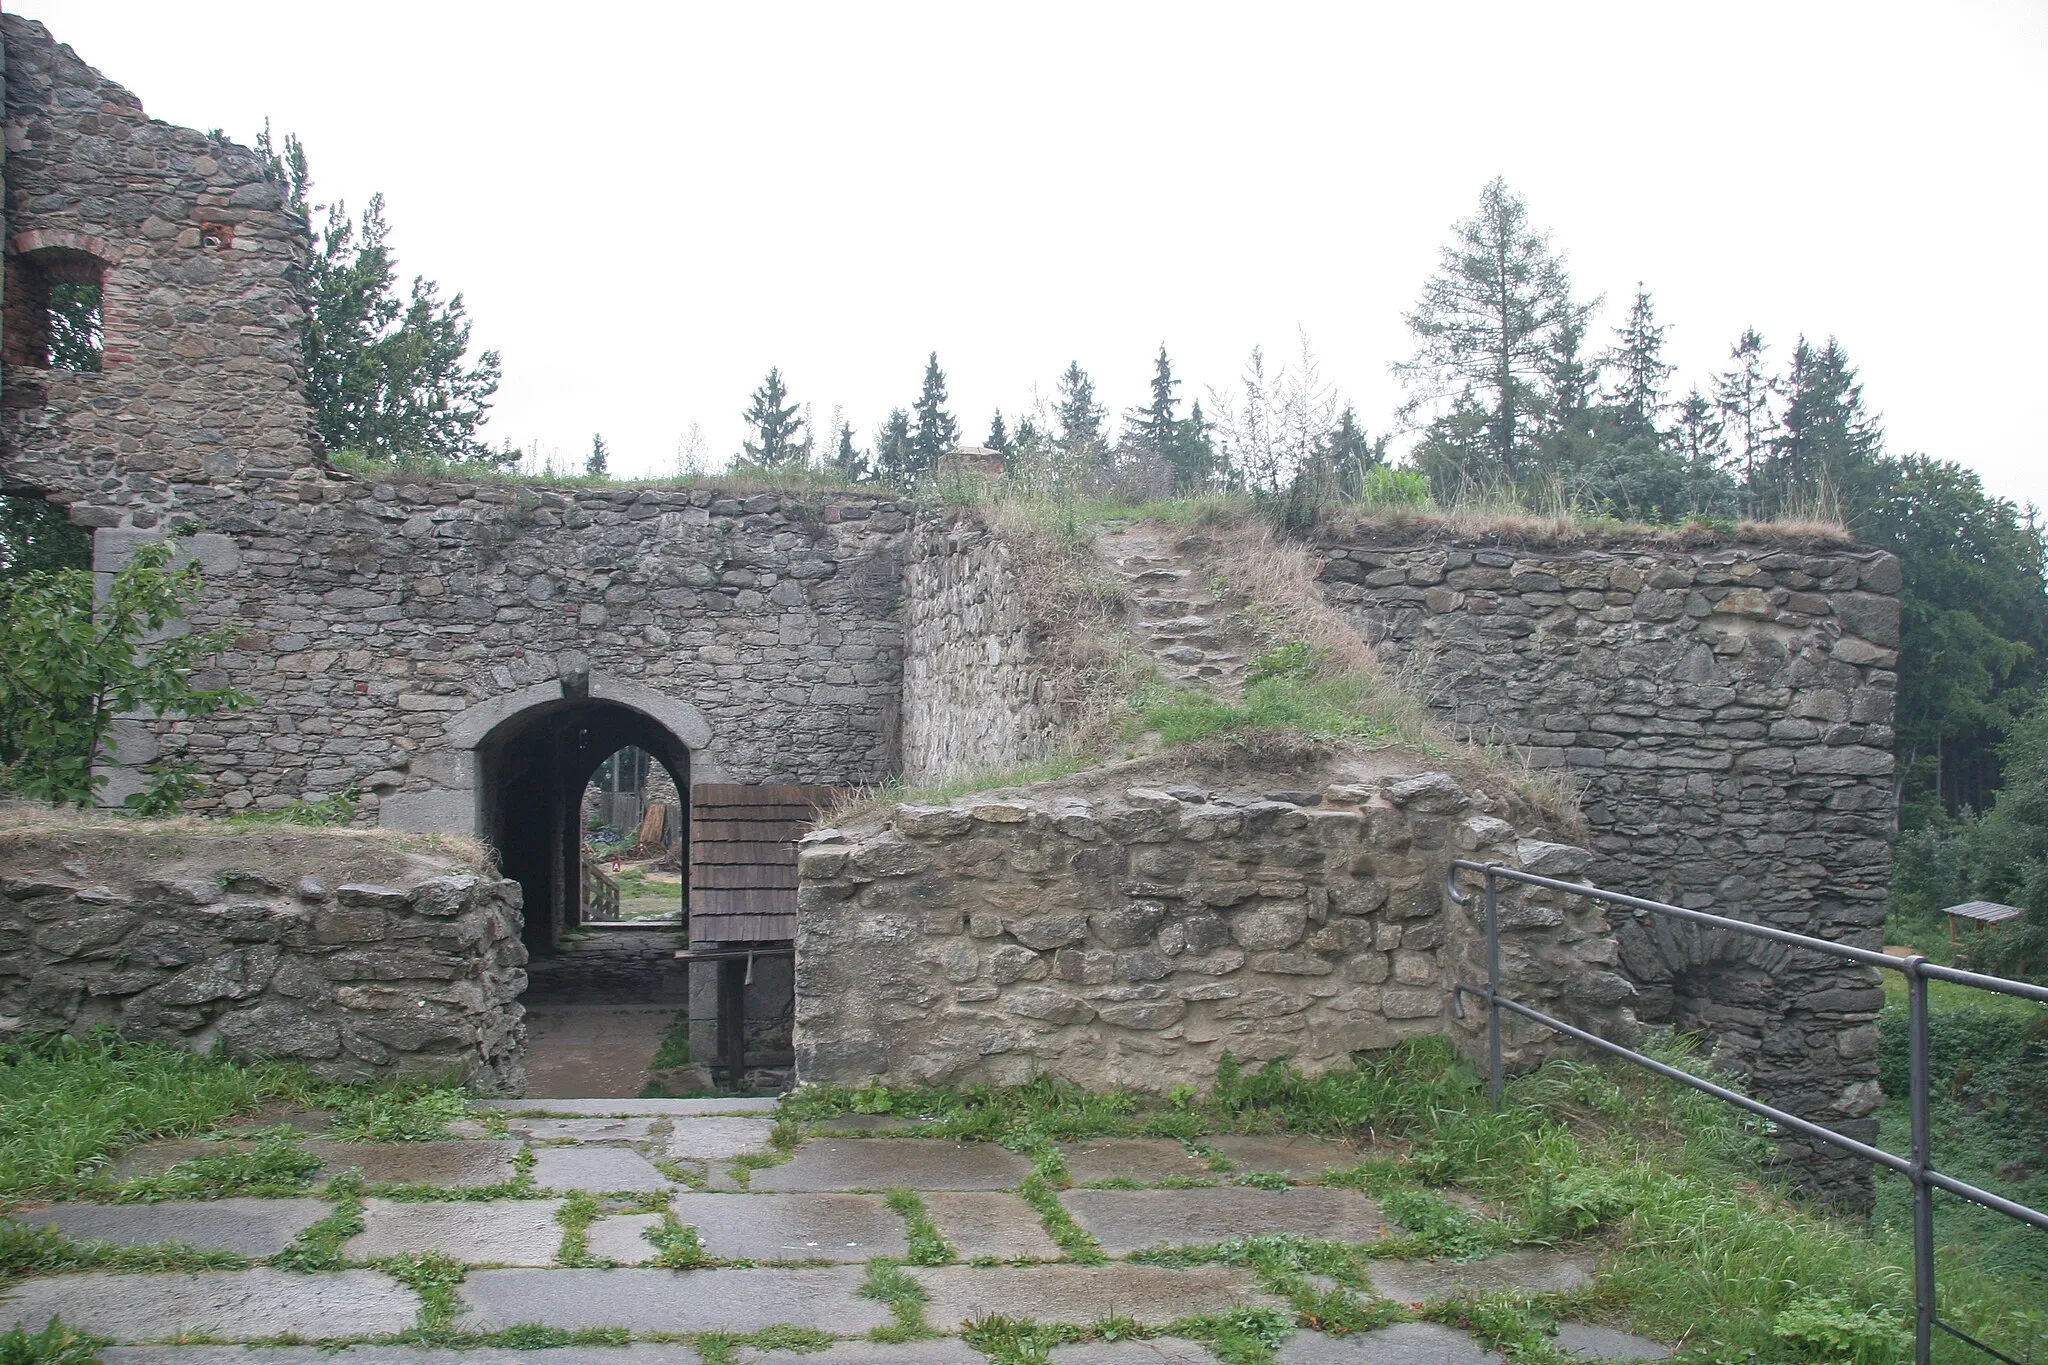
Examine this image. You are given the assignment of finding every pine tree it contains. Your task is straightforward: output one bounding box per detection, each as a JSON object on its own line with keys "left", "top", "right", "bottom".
{"left": 740, "top": 367, "right": 805, "bottom": 468}
{"left": 909, "top": 353, "right": 959, "bottom": 482}
{"left": 873, "top": 409, "right": 915, "bottom": 487}
{"left": 1179, "top": 402, "right": 1215, "bottom": 491}
{"left": 1398, "top": 178, "right": 1595, "bottom": 486}
{"left": 1531, "top": 310, "right": 1602, "bottom": 482}
{"left": 1054, "top": 361, "right": 1106, "bottom": 467}
{"left": 1320, "top": 406, "right": 1385, "bottom": 496}
{"left": 987, "top": 411, "right": 1012, "bottom": 459}
{"left": 1773, "top": 337, "right": 1883, "bottom": 517}
{"left": 586, "top": 434, "right": 609, "bottom": 478}
{"left": 1605, "top": 286, "right": 1673, "bottom": 441}
{"left": 1712, "top": 329, "right": 1778, "bottom": 520}
{"left": 1669, "top": 388, "right": 1736, "bottom": 517}
{"left": 830, "top": 422, "right": 868, "bottom": 484}
{"left": 1127, "top": 346, "right": 1180, "bottom": 459}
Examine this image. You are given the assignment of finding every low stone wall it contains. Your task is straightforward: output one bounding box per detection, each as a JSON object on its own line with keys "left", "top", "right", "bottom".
{"left": 794, "top": 769, "right": 1633, "bottom": 1090}
{"left": 0, "top": 821, "right": 526, "bottom": 1090}
{"left": 901, "top": 523, "right": 1059, "bottom": 786}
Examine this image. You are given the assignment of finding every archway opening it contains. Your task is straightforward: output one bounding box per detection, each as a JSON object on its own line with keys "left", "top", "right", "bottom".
{"left": 579, "top": 744, "right": 685, "bottom": 925}
{"left": 475, "top": 698, "right": 692, "bottom": 1099}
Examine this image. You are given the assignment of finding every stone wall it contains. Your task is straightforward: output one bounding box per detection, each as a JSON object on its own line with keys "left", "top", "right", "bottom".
{"left": 794, "top": 768, "right": 1633, "bottom": 1090}
{"left": 901, "top": 522, "right": 1060, "bottom": 786}
{"left": 1314, "top": 531, "right": 1900, "bottom": 1198}
{"left": 0, "top": 820, "right": 526, "bottom": 1090}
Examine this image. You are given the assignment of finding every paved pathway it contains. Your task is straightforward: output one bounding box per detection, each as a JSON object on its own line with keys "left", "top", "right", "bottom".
{"left": 3, "top": 1099, "right": 1671, "bottom": 1363}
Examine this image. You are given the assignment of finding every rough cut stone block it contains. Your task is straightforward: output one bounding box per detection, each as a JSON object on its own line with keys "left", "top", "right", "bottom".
{"left": 755, "top": 1343, "right": 988, "bottom": 1365}
{"left": 582, "top": 1212, "right": 667, "bottom": 1265}
{"left": 672, "top": 1192, "right": 907, "bottom": 1261}
{"left": 666, "top": 1117, "right": 779, "bottom": 1159}
{"left": 529, "top": 1146, "right": 672, "bottom": 1193}
{"left": 306, "top": 1140, "right": 520, "bottom": 1187}
{"left": 346, "top": 1197, "right": 564, "bottom": 1265}
{"left": 1367, "top": 1248, "right": 1593, "bottom": 1302}
{"left": 455, "top": 1266, "right": 891, "bottom": 1333}
{"left": 1061, "top": 1187, "right": 1384, "bottom": 1256}
{"left": 504, "top": 1118, "right": 660, "bottom": 1143}
{"left": 1050, "top": 1341, "right": 1214, "bottom": 1365}
{"left": 8, "top": 1198, "right": 327, "bottom": 1256}
{"left": 915, "top": 1264, "right": 1280, "bottom": 1328}
{"left": 1555, "top": 1323, "right": 1672, "bottom": 1360}
{"left": 1208, "top": 1134, "right": 1362, "bottom": 1177}
{"left": 1276, "top": 1325, "right": 1494, "bottom": 1365}
{"left": 1061, "top": 1138, "right": 1212, "bottom": 1185}
{"left": 0, "top": 1268, "right": 418, "bottom": 1341}
{"left": 922, "top": 1191, "right": 1062, "bottom": 1261}
{"left": 749, "top": 1138, "right": 1032, "bottom": 1191}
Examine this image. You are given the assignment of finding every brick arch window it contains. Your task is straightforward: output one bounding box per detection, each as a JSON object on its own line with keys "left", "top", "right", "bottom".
{"left": 3, "top": 231, "right": 119, "bottom": 372}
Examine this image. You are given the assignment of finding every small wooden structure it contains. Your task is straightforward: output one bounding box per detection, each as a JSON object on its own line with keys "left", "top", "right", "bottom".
{"left": 682, "top": 782, "right": 838, "bottom": 1085}
{"left": 1941, "top": 899, "right": 2022, "bottom": 951}
{"left": 578, "top": 850, "right": 620, "bottom": 923}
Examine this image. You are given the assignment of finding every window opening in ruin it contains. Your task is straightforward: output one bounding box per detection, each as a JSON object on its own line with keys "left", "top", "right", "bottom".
{"left": 581, "top": 743, "right": 685, "bottom": 926}
{"left": 0, "top": 492, "right": 92, "bottom": 579}
{"left": 3, "top": 248, "right": 105, "bottom": 372}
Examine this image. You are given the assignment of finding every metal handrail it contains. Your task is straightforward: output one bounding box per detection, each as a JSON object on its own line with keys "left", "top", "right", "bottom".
{"left": 1446, "top": 858, "right": 2048, "bottom": 1365}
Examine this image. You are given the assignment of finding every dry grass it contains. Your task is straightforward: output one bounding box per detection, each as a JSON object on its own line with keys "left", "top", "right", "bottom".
{"left": 0, "top": 804, "right": 493, "bottom": 870}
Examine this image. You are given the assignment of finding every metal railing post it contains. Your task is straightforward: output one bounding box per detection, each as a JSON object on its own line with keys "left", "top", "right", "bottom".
{"left": 1907, "top": 955, "right": 1935, "bottom": 1365}
{"left": 1486, "top": 868, "right": 1502, "bottom": 1111}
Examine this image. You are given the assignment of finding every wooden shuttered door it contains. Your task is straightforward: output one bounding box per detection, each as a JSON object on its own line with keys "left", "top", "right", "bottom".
{"left": 689, "top": 783, "right": 838, "bottom": 944}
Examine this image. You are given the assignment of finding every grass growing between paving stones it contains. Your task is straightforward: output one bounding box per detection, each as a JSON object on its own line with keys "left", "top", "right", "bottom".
{"left": 554, "top": 1190, "right": 603, "bottom": 1266}
{"left": 643, "top": 1211, "right": 708, "bottom": 1268}
{"left": 861, "top": 1257, "right": 936, "bottom": 1341}
{"left": 1132, "top": 1237, "right": 1399, "bottom": 1339}
{"left": 271, "top": 1174, "right": 364, "bottom": 1272}
{"left": 106, "top": 1133, "right": 320, "bottom": 1202}
{"left": 0, "top": 1221, "right": 251, "bottom": 1280}
{"left": 885, "top": 1187, "right": 956, "bottom": 1264}
{"left": 695, "top": 1326, "right": 836, "bottom": 1365}
{"left": 0, "top": 1317, "right": 105, "bottom": 1365}
{"left": 786, "top": 1037, "right": 2045, "bottom": 1363}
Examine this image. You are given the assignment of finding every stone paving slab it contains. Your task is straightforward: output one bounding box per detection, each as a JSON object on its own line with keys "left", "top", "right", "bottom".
{"left": 456, "top": 1266, "right": 892, "bottom": 1332}
{"left": 1277, "top": 1324, "right": 1496, "bottom": 1364}
{"left": 751, "top": 1138, "right": 1032, "bottom": 1191}
{"left": 755, "top": 1343, "right": 988, "bottom": 1365}
{"left": 667, "top": 1117, "right": 779, "bottom": 1159}
{"left": 815, "top": 1114, "right": 928, "bottom": 1133}
{"left": 583, "top": 1212, "right": 666, "bottom": 1265}
{"left": 915, "top": 1264, "right": 1281, "bottom": 1328}
{"left": 8, "top": 1197, "right": 328, "bottom": 1256}
{"left": 1367, "top": 1248, "right": 1593, "bottom": 1302}
{"left": 104, "top": 1349, "right": 702, "bottom": 1364}
{"left": 0, "top": 1268, "right": 418, "bottom": 1340}
{"left": 673, "top": 1192, "right": 908, "bottom": 1261}
{"left": 1049, "top": 1339, "right": 1214, "bottom": 1365}
{"left": 1060, "top": 1139, "right": 1213, "bottom": 1185}
{"left": 529, "top": 1145, "right": 673, "bottom": 1192}
{"left": 305, "top": 1139, "right": 522, "bottom": 1187}
{"left": 1061, "top": 1187, "right": 1384, "bottom": 1256}
{"left": 108, "top": 1139, "right": 252, "bottom": 1180}
{"left": 923, "top": 1191, "right": 1062, "bottom": 1261}
{"left": 346, "top": 1197, "right": 565, "bottom": 1265}
{"left": 1555, "top": 1323, "right": 1671, "bottom": 1360}
{"left": 504, "top": 1117, "right": 663, "bottom": 1143}
{"left": 224, "top": 1106, "right": 337, "bottom": 1135}
{"left": 1208, "top": 1134, "right": 1363, "bottom": 1178}
{"left": 472, "top": 1098, "right": 780, "bottom": 1116}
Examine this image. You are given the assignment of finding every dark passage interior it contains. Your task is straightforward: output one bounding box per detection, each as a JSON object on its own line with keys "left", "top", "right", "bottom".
{"left": 476, "top": 700, "right": 691, "bottom": 1097}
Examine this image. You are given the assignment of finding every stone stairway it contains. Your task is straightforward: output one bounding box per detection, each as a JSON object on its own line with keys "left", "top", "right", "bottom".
{"left": 1095, "top": 523, "right": 1264, "bottom": 699}
{"left": 0, "top": 1098, "right": 1675, "bottom": 1362}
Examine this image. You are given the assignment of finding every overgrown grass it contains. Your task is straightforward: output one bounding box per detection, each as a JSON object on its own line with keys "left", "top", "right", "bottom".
{"left": 107, "top": 1133, "right": 321, "bottom": 1202}
{"left": 0, "top": 1221, "right": 251, "bottom": 1278}
{"left": 861, "top": 1257, "right": 934, "bottom": 1341}
{"left": 1127, "top": 672, "right": 1398, "bottom": 747}
{"left": 0, "top": 1317, "right": 104, "bottom": 1364}
{"left": 884, "top": 1187, "right": 955, "bottom": 1265}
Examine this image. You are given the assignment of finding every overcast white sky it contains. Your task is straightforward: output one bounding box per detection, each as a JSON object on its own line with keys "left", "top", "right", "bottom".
{"left": 18, "top": 1, "right": 2047, "bottom": 506}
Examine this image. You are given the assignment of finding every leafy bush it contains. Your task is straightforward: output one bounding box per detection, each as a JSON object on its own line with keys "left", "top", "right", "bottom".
{"left": 1770, "top": 1293, "right": 1910, "bottom": 1364}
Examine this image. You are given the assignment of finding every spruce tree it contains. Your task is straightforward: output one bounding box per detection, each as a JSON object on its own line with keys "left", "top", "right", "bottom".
{"left": 1712, "top": 329, "right": 1778, "bottom": 519}
{"left": 1774, "top": 337, "right": 1883, "bottom": 516}
{"left": 741, "top": 367, "right": 805, "bottom": 469}
{"left": 1054, "top": 360, "right": 1106, "bottom": 467}
{"left": 830, "top": 422, "right": 868, "bottom": 484}
{"left": 1605, "top": 286, "right": 1673, "bottom": 441}
{"left": 1127, "top": 346, "right": 1181, "bottom": 461}
{"left": 910, "top": 353, "right": 959, "bottom": 481}
{"left": 873, "top": 409, "right": 915, "bottom": 487}
{"left": 586, "top": 434, "right": 609, "bottom": 478}
{"left": 1398, "top": 178, "right": 1595, "bottom": 486}
{"left": 987, "top": 411, "right": 1013, "bottom": 462}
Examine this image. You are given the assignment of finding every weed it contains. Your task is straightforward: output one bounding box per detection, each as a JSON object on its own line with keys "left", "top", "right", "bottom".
{"left": 884, "top": 1187, "right": 955, "bottom": 1265}
{"left": 373, "top": 1250, "right": 465, "bottom": 1338}
{"left": 1379, "top": 1188, "right": 1501, "bottom": 1261}
{"left": 109, "top": 1133, "right": 320, "bottom": 1202}
{"left": 743, "top": 1325, "right": 835, "bottom": 1353}
{"left": 221, "top": 790, "right": 357, "bottom": 828}
{"left": 962, "top": 1313, "right": 1083, "bottom": 1365}
{"left": 1231, "top": 1170, "right": 1293, "bottom": 1192}
{"left": 326, "top": 1088, "right": 466, "bottom": 1143}
{"left": 861, "top": 1257, "right": 933, "bottom": 1340}
{"left": 1770, "top": 1292, "right": 1912, "bottom": 1364}
{"left": 0, "top": 1318, "right": 104, "bottom": 1364}
{"left": 554, "top": 1190, "right": 603, "bottom": 1266}
{"left": 1421, "top": 1292, "right": 1577, "bottom": 1365}
{"left": 479, "top": 1324, "right": 633, "bottom": 1349}
{"left": 1018, "top": 1171, "right": 1106, "bottom": 1264}
{"left": 1169, "top": 1305, "right": 1293, "bottom": 1365}
{"left": 0, "top": 1221, "right": 250, "bottom": 1278}
{"left": 644, "top": 1212, "right": 708, "bottom": 1269}
{"left": 272, "top": 1175, "right": 364, "bottom": 1271}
